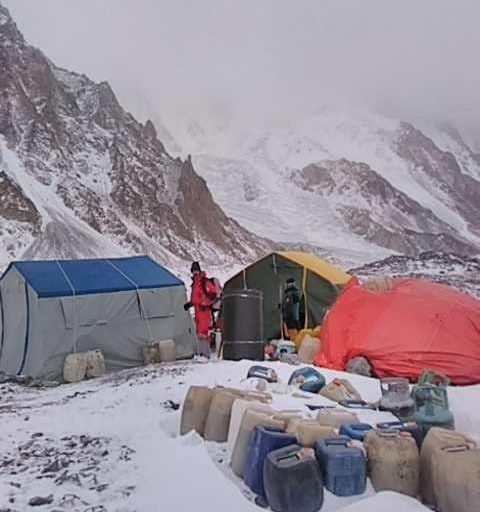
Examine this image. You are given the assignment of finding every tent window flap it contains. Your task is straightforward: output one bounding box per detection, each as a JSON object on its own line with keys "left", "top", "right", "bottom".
{"left": 138, "top": 289, "right": 175, "bottom": 319}
{"left": 60, "top": 297, "right": 108, "bottom": 329}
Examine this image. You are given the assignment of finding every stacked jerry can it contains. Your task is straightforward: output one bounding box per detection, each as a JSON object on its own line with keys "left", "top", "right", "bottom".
{"left": 314, "top": 436, "right": 367, "bottom": 496}
{"left": 180, "top": 386, "right": 216, "bottom": 437}
{"left": 287, "top": 419, "right": 336, "bottom": 448}
{"left": 244, "top": 426, "right": 297, "bottom": 497}
{"left": 204, "top": 390, "right": 239, "bottom": 442}
{"left": 364, "top": 429, "right": 419, "bottom": 497}
{"left": 339, "top": 423, "right": 373, "bottom": 442}
{"left": 412, "top": 385, "right": 455, "bottom": 435}
{"left": 378, "top": 377, "right": 415, "bottom": 422}
{"left": 264, "top": 445, "right": 324, "bottom": 512}
{"left": 420, "top": 427, "right": 480, "bottom": 512}
{"left": 231, "top": 410, "right": 284, "bottom": 477}
{"left": 288, "top": 368, "right": 326, "bottom": 394}
{"left": 179, "top": 367, "right": 474, "bottom": 512}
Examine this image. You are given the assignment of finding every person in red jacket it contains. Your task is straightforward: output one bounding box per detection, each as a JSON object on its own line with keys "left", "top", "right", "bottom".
{"left": 184, "top": 262, "right": 213, "bottom": 349}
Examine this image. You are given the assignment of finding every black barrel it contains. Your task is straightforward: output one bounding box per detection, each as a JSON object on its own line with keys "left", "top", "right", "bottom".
{"left": 222, "top": 288, "right": 264, "bottom": 361}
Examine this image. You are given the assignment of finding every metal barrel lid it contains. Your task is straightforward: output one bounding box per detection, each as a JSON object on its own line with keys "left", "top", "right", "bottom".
{"left": 223, "top": 288, "right": 263, "bottom": 299}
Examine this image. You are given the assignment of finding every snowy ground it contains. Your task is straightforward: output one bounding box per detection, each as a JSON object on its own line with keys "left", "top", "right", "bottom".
{"left": 0, "top": 360, "right": 478, "bottom": 512}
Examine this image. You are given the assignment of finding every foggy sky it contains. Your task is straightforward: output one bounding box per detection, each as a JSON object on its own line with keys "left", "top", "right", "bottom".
{"left": 3, "top": 0, "right": 480, "bottom": 134}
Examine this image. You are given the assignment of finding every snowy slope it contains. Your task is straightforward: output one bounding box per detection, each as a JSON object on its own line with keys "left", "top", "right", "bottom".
{"left": 165, "top": 104, "right": 480, "bottom": 266}
{"left": 0, "top": 360, "right": 478, "bottom": 512}
{"left": 0, "top": 3, "right": 267, "bottom": 277}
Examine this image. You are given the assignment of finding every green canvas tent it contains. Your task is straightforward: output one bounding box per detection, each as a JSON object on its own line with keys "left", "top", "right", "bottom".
{"left": 224, "top": 251, "right": 351, "bottom": 340}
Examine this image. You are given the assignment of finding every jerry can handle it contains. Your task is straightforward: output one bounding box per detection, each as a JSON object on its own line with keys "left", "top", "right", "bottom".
{"left": 324, "top": 436, "right": 350, "bottom": 446}
{"left": 338, "top": 399, "right": 369, "bottom": 408}
{"left": 351, "top": 423, "right": 373, "bottom": 431}
{"left": 376, "top": 421, "right": 404, "bottom": 429}
{"left": 441, "top": 442, "right": 476, "bottom": 453}
{"left": 376, "top": 428, "right": 400, "bottom": 438}
{"left": 307, "top": 404, "right": 337, "bottom": 411}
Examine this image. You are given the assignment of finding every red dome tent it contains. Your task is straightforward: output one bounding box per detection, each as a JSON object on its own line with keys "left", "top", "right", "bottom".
{"left": 314, "top": 278, "right": 480, "bottom": 385}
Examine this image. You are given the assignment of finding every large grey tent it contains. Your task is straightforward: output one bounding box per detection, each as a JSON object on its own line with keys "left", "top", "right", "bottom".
{"left": 0, "top": 256, "right": 196, "bottom": 379}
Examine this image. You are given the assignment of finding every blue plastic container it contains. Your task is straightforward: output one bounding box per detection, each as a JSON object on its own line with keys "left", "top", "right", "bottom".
{"left": 288, "top": 368, "right": 326, "bottom": 394}
{"left": 314, "top": 436, "right": 366, "bottom": 497}
{"left": 244, "top": 426, "right": 297, "bottom": 497}
{"left": 376, "top": 421, "right": 425, "bottom": 449}
{"left": 339, "top": 423, "right": 373, "bottom": 441}
{"left": 264, "top": 444, "right": 324, "bottom": 512}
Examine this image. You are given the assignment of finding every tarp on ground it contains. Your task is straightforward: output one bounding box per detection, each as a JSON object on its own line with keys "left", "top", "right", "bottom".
{"left": 314, "top": 277, "right": 480, "bottom": 385}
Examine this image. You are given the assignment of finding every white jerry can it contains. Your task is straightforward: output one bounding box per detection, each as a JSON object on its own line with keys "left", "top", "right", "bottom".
{"left": 158, "top": 339, "right": 177, "bottom": 362}
{"left": 85, "top": 349, "right": 106, "bottom": 378}
{"left": 420, "top": 427, "right": 477, "bottom": 507}
{"left": 63, "top": 352, "right": 88, "bottom": 383}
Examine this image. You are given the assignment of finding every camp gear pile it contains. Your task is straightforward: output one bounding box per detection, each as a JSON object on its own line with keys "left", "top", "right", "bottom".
{"left": 180, "top": 365, "right": 479, "bottom": 512}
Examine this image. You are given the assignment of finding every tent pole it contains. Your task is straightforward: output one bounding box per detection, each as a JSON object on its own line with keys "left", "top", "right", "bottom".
{"left": 302, "top": 266, "right": 308, "bottom": 329}
{"left": 56, "top": 261, "right": 78, "bottom": 354}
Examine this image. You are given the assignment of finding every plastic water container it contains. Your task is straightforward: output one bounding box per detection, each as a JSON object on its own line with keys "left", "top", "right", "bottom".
{"left": 364, "top": 429, "right": 419, "bottom": 497}
{"left": 244, "top": 426, "right": 297, "bottom": 497}
{"left": 63, "top": 353, "right": 87, "bottom": 383}
{"left": 288, "top": 368, "right": 326, "bottom": 394}
{"left": 85, "top": 350, "right": 105, "bottom": 378}
{"left": 314, "top": 436, "right": 366, "bottom": 497}
{"left": 288, "top": 419, "right": 336, "bottom": 448}
{"left": 339, "top": 423, "right": 373, "bottom": 441}
{"left": 142, "top": 341, "right": 161, "bottom": 365}
{"left": 419, "top": 427, "right": 477, "bottom": 507}
{"left": 413, "top": 385, "right": 455, "bottom": 434}
{"left": 431, "top": 444, "right": 480, "bottom": 512}
{"left": 226, "top": 399, "right": 271, "bottom": 456}
{"left": 297, "top": 335, "right": 321, "bottom": 364}
{"left": 379, "top": 378, "right": 415, "bottom": 421}
{"left": 231, "top": 410, "right": 284, "bottom": 477}
{"left": 180, "top": 386, "right": 215, "bottom": 436}
{"left": 417, "top": 369, "right": 450, "bottom": 387}
{"left": 158, "top": 339, "right": 176, "bottom": 362}
{"left": 204, "top": 391, "right": 238, "bottom": 442}
{"left": 316, "top": 409, "right": 360, "bottom": 428}
{"left": 247, "top": 365, "right": 278, "bottom": 383}
{"left": 319, "top": 379, "right": 361, "bottom": 402}
{"left": 376, "top": 421, "right": 425, "bottom": 449}
{"left": 264, "top": 444, "right": 324, "bottom": 512}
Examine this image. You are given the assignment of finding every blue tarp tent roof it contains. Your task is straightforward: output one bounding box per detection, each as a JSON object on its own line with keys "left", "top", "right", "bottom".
{"left": 3, "top": 256, "right": 183, "bottom": 298}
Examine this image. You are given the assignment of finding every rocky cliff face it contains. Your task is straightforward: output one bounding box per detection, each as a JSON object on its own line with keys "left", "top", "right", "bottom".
{"left": 292, "top": 159, "right": 477, "bottom": 255}
{"left": 394, "top": 122, "right": 480, "bottom": 238}
{"left": 0, "top": 3, "right": 266, "bottom": 271}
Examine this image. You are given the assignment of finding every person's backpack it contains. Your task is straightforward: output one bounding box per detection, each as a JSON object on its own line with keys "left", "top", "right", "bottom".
{"left": 204, "top": 277, "right": 223, "bottom": 310}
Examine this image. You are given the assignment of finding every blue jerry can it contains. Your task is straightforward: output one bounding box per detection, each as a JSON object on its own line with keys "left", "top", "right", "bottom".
{"left": 339, "top": 423, "right": 373, "bottom": 441}
{"left": 264, "top": 444, "right": 324, "bottom": 512}
{"left": 314, "top": 436, "right": 366, "bottom": 497}
{"left": 244, "top": 426, "right": 297, "bottom": 497}
{"left": 288, "top": 368, "right": 326, "bottom": 394}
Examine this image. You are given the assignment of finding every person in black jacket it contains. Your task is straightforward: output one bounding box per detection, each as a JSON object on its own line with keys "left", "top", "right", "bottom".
{"left": 282, "top": 278, "right": 301, "bottom": 341}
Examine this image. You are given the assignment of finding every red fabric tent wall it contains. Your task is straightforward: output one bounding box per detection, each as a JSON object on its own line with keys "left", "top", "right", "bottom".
{"left": 314, "top": 278, "right": 480, "bottom": 385}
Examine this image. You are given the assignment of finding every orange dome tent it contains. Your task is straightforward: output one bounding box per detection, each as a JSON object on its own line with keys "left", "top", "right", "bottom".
{"left": 314, "top": 278, "right": 480, "bottom": 385}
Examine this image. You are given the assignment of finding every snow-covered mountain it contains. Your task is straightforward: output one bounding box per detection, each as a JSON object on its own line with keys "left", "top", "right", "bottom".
{"left": 165, "top": 104, "right": 480, "bottom": 266}
{"left": 351, "top": 252, "right": 480, "bottom": 299}
{"left": 0, "top": 3, "right": 267, "bottom": 276}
